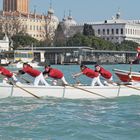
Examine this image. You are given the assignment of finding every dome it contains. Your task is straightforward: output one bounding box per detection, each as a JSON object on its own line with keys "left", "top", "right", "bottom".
{"left": 48, "top": 7, "right": 54, "bottom": 15}
{"left": 64, "top": 18, "right": 77, "bottom": 27}
{"left": 63, "top": 11, "right": 77, "bottom": 26}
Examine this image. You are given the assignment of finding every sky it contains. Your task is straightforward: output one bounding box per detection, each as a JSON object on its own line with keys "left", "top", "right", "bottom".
{"left": 0, "top": 0, "right": 140, "bottom": 23}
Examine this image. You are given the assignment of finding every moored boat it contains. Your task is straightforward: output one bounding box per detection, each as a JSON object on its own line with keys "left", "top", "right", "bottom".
{"left": 113, "top": 69, "right": 140, "bottom": 82}
{"left": 0, "top": 83, "right": 140, "bottom": 99}
{"left": 16, "top": 61, "right": 39, "bottom": 68}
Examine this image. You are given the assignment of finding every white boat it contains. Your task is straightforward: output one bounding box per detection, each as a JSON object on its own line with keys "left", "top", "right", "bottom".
{"left": 0, "top": 83, "right": 140, "bottom": 99}
{"left": 12, "top": 50, "right": 40, "bottom": 68}
{"left": 0, "top": 58, "right": 10, "bottom": 66}
{"left": 15, "top": 61, "right": 39, "bottom": 68}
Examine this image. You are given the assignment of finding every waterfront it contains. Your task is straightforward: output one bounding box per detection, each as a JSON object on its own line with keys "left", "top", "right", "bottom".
{"left": 0, "top": 64, "right": 140, "bottom": 139}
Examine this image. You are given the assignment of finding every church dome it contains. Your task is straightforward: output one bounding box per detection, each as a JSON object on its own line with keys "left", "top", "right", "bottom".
{"left": 64, "top": 18, "right": 77, "bottom": 26}
{"left": 47, "top": 6, "right": 59, "bottom": 24}
{"left": 48, "top": 7, "right": 54, "bottom": 15}
{"left": 64, "top": 11, "right": 77, "bottom": 26}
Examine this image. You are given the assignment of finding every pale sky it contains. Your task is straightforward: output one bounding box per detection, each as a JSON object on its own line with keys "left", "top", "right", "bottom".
{"left": 0, "top": 0, "right": 140, "bottom": 23}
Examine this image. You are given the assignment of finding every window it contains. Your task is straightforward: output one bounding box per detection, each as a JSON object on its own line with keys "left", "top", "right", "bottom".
{"left": 30, "top": 25, "right": 32, "bottom": 30}
{"left": 107, "top": 29, "right": 109, "bottom": 35}
{"left": 111, "top": 29, "right": 114, "bottom": 35}
{"left": 121, "top": 28, "right": 123, "bottom": 35}
{"left": 103, "top": 29, "right": 105, "bottom": 35}
{"left": 98, "top": 29, "right": 100, "bottom": 35}
{"left": 116, "top": 29, "right": 119, "bottom": 34}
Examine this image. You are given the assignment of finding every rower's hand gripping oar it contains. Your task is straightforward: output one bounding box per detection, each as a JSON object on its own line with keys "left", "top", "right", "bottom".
{"left": 70, "top": 76, "right": 108, "bottom": 99}
{"left": 5, "top": 77, "right": 40, "bottom": 99}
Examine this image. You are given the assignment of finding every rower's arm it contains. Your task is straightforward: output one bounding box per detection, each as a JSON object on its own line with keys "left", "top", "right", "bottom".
{"left": 72, "top": 72, "right": 83, "bottom": 78}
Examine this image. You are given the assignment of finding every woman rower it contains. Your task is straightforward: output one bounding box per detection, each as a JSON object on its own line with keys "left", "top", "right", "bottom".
{"left": 73, "top": 64, "right": 103, "bottom": 86}
{"left": 0, "top": 66, "right": 18, "bottom": 83}
{"left": 43, "top": 65, "right": 68, "bottom": 86}
{"left": 18, "top": 63, "right": 50, "bottom": 86}
{"left": 94, "top": 64, "right": 114, "bottom": 86}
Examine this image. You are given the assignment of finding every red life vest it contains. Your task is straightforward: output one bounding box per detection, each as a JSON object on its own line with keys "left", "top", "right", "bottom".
{"left": 23, "top": 65, "right": 41, "bottom": 77}
{"left": 0, "top": 66, "right": 13, "bottom": 78}
{"left": 99, "top": 67, "right": 112, "bottom": 79}
{"left": 82, "top": 68, "right": 99, "bottom": 78}
{"left": 47, "top": 68, "right": 63, "bottom": 79}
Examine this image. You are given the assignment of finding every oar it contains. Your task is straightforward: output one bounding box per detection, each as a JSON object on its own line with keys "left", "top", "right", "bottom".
{"left": 66, "top": 84, "right": 109, "bottom": 99}
{"left": 118, "top": 83, "right": 140, "bottom": 92}
{"left": 8, "top": 79, "right": 40, "bottom": 99}
{"left": 116, "top": 80, "right": 140, "bottom": 93}
{"left": 19, "top": 76, "right": 31, "bottom": 84}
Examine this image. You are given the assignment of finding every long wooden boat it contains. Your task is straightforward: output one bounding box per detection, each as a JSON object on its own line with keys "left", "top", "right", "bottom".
{"left": 113, "top": 69, "right": 140, "bottom": 82}
{"left": 0, "top": 83, "right": 140, "bottom": 100}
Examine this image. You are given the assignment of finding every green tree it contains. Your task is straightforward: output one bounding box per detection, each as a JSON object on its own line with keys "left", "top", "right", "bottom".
{"left": 116, "top": 40, "right": 138, "bottom": 51}
{"left": 12, "top": 33, "right": 39, "bottom": 49}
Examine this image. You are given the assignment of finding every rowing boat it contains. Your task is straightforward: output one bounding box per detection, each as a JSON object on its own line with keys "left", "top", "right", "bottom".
{"left": 0, "top": 83, "right": 140, "bottom": 99}
{"left": 113, "top": 69, "right": 140, "bottom": 82}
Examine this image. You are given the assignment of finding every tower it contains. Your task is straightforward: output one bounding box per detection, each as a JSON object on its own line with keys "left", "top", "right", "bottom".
{"left": 3, "top": 0, "right": 29, "bottom": 13}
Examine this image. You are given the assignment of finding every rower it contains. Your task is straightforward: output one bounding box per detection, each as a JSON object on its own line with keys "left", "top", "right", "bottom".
{"left": 132, "top": 46, "right": 140, "bottom": 64}
{"left": 43, "top": 65, "right": 68, "bottom": 86}
{"left": 0, "top": 65, "right": 18, "bottom": 84}
{"left": 18, "top": 63, "right": 50, "bottom": 86}
{"left": 94, "top": 64, "right": 115, "bottom": 86}
{"left": 73, "top": 64, "right": 104, "bottom": 86}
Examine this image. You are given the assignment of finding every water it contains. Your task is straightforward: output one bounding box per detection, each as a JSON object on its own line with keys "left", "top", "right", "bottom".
{"left": 0, "top": 64, "right": 140, "bottom": 140}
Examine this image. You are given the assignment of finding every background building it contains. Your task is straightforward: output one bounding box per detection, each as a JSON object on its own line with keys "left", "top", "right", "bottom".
{"left": 0, "top": 0, "right": 59, "bottom": 41}
{"left": 63, "top": 11, "right": 140, "bottom": 44}
{"left": 0, "top": 34, "right": 9, "bottom": 51}
{"left": 3, "top": 0, "right": 29, "bottom": 13}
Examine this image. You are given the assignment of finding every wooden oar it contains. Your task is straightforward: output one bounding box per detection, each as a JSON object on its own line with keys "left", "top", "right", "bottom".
{"left": 8, "top": 79, "right": 40, "bottom": 99}
{"left": 120, "top": 84, "right": 140, "bottom": 92}
{"left": 19, "top": 76, "right": 31, "bottom": 84}
{"left": 116, "top": 80, "right": 140, "bottom": 92}
{"left": 66, "top": 84, "right": 109, "bottom": 99}
{"left": 70, "top": 77, "right": 109, "bottom": 98}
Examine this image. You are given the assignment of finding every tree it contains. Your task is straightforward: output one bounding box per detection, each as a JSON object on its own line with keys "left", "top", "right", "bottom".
{"left": 116, "top": 40, "right": 138, "bottom": 51}
{"left": 0, "top": 16, "right": 26, "bottom": 37}
{"left": 12, "top": 33, "right": 39, "bottom": 49}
